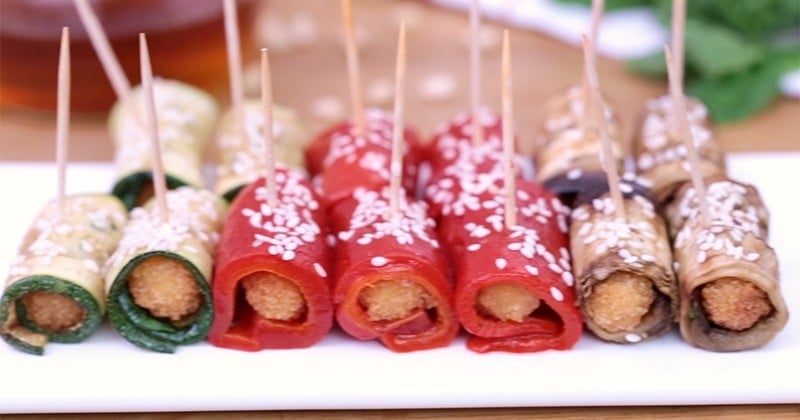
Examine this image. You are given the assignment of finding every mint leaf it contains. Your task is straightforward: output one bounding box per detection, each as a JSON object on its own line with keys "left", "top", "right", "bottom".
{"left": 684, "top": 20, "right": 766, "bottom": 79}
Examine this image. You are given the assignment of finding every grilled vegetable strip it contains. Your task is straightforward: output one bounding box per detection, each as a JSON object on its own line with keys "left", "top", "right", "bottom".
{"left": 304, "top": 108, "right": 425, "bottom": 207}
{"left": 1, "top": 195, "right": 127, "bottom": 355}
{"left": 633, "top": 95, "right": 725, "bottom": 204}
{"left": 534, "top": 85, "right": 624, "bottom": 205}
{"left": 213, "top": 100, "right": 310, "bottom": 201}
{"left": 109, "top": 79, "right": 218, "bottom": 209}
{"left": 666, "top": 176, "right": 788, "bottom": 351}
{"left": 570, "top": 181, "right": 677, "bottom": 344}
{"left": 104, "top": 187, "right": 226, "bottom": 353}
{"left": 438, "top": 178, "right": 580, "bottom": 353}
{"left": 209, "top": 168, "right": 333, "bottom": 350}
{"left": 330, "top": 187, "right": 458, "bottom": 352}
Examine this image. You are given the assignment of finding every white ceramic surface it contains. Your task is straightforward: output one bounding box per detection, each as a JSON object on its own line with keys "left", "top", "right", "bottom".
{"left": 1, "top": 153, "right": 798, "bottom": 413}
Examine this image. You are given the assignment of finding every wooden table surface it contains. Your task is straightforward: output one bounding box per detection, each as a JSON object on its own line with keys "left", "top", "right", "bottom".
{"left": 1, "top": 1, "right": 798, "bottom": 418}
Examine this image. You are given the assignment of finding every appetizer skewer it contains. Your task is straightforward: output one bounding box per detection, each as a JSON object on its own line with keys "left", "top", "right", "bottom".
{"left": 1, "top": 29, "right": 128, "bottom": 355}
{"left": 103, "top": 35, "right": 227, "bottom": 353}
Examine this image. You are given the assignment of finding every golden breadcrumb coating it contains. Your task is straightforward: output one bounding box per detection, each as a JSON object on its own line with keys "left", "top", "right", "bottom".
{"left": 21, "top": 292, "right": 85, "bottom": 332}
{"left": 700, "top": 278, "right": 772, "bottom": 331}
{"left": 128, "top": 256, "right": 202, "bottom": 322}
{"left": 476, "top": 283, "right": 540, "bottom": 322}
{"left": 241, "top": 272, "right": 306, "bottom": 321}
{"left": 584, "top": 273, "right": 656, "bottom": 333}
{"left": 359, "top": 279, "right": 434, "bottom": 321}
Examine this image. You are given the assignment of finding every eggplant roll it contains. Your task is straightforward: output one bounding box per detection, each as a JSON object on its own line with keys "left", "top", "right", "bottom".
{"left": 668, "top": 177, "right": 788, "bottom": 351}
{"left": 104, "top": 187, "right": 227, "bottom": 353}
{"left": 570, "top": 181, "right": 677, "bottom": 344}
{"left": 1, "top": 195, "right": 127, "bottom": 355}
{"left": 632, "top": 95, "right": 725, "bottom": 204}
{"left": 213, "top": 100, "right": 310, "bottom": 201}
{"left": 109, "top": 79, "right": 219, "bottom": 209}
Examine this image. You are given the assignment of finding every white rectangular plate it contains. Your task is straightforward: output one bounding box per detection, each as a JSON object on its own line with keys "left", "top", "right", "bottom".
{"left": 1, "top": 153, "right": 798, "bottom": 414}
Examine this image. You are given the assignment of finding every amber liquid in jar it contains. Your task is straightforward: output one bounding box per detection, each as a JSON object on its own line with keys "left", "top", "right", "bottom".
{"left": 0, "top": 0, "right": 257, "bottom": 112}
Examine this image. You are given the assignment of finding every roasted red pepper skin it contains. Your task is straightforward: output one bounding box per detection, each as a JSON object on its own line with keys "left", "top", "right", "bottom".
{"left": 305, "top": 108, "right": 425, "bottom": 207}
{"left": 208, "top": 170, "right": 333, "bottom": 350}
{"left": 328, "top": 187, "right": 459, "bottom": 352}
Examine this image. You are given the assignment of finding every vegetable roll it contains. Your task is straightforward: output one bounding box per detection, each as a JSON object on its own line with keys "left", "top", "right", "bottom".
{"left": 304, "top": 108, "right": 425, "bottom": 207}
{"left": 1, "top": 195, "right": 127, "bottom": 355}
{"left": 209, "top": 168, "right": 333, "bottom": 350}
{"left": 534, "top": 85, "right": 624, "bottom": 205}
{"left": 104, "top": 187, "right": 226, "bottom": 353}
{"left": 667, "top": 176, "right": 788, "bottom": 351}
{"left": 633, "top": 95, "right": 725, "bottom": 204}
{"left": 443, "top": 179, "right": 581, "bottom": 353}
{"left": 109, "top": 79, "right": 219, "bottom": 209}
{"left": 213, "top": 100, "right": 310, "bottom": 201}
{"left": 330, "top": 187, "right": 458, "bottom": 352}
{"left": 570, "top": 179, "right": 677, "bottom": 344}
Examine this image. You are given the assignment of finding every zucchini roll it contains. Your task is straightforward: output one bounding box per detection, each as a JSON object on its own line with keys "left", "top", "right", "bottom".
{"left": 109, "top": 79, "right": 218, "bottom": 209}
{"left": 570, "top": 179, "right": 677, "bottom": 344}
{"left": 632, "top": 95, "right": 725, "bottom": 204}
{"left": 667, "top": 176, "right": 788, "bottom": 351}
{"left": 1, "top": 195, "right": 127, "bottom": 355}
{"left": 104, "top": 187, "right": 227, "bottom": 353}
{"left": 213, "top": 100, "right": 310, "bottom": 201}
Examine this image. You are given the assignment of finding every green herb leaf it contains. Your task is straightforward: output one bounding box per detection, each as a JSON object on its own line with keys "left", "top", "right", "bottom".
{"left": 684, "top": 20, "right": 766, "bottom": 80}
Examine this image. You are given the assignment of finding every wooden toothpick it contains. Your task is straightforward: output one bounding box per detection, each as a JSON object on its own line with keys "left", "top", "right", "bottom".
{"left": 665, "top": 45, "right": 711, "bottom": 226}
{"left": 469, "top": 0, "right": 484, "bottom": 145}
{"left": 501, "top": 30, "right": 517, "bottom": 229}
{"left": 223, "top": 0, "right": 247, "bottom": 143}
{"left": 669, "top": 0, "right": 686, "bottom": 135}
{"left": 340, "top": 0, "right": 367, "bottom": 139}
{"left": 580, "top": 0, "right": 605, "bottom": 135}
{"left": 72, "top": 0, "right": 131, "bottom": 101}
{"left": 139, "top": 33, "right": 169, "bottom": 224}
{"left": 55, "top": 27, "right": 71, "bottom": 220}
{"left": 389, "top": 22, "right": 407, "bottom": 220}
{"left": 582, "top": 34, "right": 625, "bottom": 221}
{"left": 261, "top": 48, "right": 278, "bottom": 207}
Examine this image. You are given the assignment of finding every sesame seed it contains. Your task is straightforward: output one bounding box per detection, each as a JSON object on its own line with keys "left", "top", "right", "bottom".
{"left": 313, "top": 262, "right": 327, "bottom": 278}
{"left": 562, "top": 271, "right": 574, "bottom": 286}
{"left": 467, "top": 243, "right": 481, "bottom": 251}
{"left": 550, "top": 287, "right": 564, "bottom": 302}
{"left": 495, "top": 258, "right": 508, "bottom": 269}
{"left": 371, "top": 256, "right": 389, "bottom": 267}
{"left": 525, "top": 265, "right": 539, "bottom": 276}
{"left": 625, "top": 333, "right": 642, "bottom": 343}
{"left": 640, "top": 254, "right": 656, "bottom": 262}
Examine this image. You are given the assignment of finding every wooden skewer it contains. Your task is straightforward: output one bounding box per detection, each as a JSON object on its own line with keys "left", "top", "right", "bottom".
{"left": 72, "top": 0, "right": 131, "bottom": 101}
{"left": 340, "top": 0, "right": 367, "bottom": 139}
{"left": 501, "top": 30, "right": 517, "bottom": 229}
{"left": 388, "top": 22, "right": 407, "bottom": 220}
{"left": 580, "top": 0, "right": 605, "bottom": 136}
{"left": 665, "top": 45, "right": 711, "bottom": 226}
{"left": 582, "top": 34, "right": 625, "bottom": 220}
{"left": 469, "top": 0, "right": 484, "bottom": 145}
{"left": 139, "top": 33, "right": 169, "bottom": 224}
{"left": 55, "top": 27, "right": 71, "bottom": 219}
{"left": 669, "top": 0, "right": 687, "bottom": 135}
{"left": 223, "top": 0, "right": 247, "bottom": 142}
{"left": 261, "top": 48, "right": 278, "bottom": 207}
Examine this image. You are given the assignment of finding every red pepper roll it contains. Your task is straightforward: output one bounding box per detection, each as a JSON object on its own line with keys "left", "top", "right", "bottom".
{"left": 209, "top": 167, "right": 333, "bottom": 350}
{"left": 329, "top": 186, "right": 458, "bottom": 352}
{"left": 445, "top": 180, "right": 582, "bottom": 353}
{"left": 305, "top": 108, "right": 425, "bottom": 206}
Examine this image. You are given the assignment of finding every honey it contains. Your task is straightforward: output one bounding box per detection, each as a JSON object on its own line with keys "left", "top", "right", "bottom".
{"left": 0, "top": 0, "right": 258, "bottom": 112}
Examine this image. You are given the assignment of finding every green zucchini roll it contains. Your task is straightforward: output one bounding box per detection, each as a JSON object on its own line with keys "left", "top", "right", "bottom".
{"left": 109, "top": 79, "right": 219, "bottom": 210}
{"left": 1, "top": 195, "right": 128, "bottom": 355}
{"left": 104, "top": 187, "right": 226, "bottom": 353}
{"left": 213, "top": 100, "right": 309, "bottom": 201}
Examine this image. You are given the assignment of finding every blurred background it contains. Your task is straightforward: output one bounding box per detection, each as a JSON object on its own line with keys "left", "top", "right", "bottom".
{"left": 0, "top": 0, "right": 798, "bottom": 161}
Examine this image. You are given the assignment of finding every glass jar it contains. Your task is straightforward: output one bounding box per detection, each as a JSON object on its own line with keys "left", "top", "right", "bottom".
{"left": 0, "top": 0, "right": 258, "bottom": 112}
